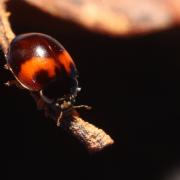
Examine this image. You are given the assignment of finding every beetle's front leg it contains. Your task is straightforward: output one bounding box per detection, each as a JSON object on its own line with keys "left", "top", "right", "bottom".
{"left": 4, "top": 79, "right": 25, "bottom": 89}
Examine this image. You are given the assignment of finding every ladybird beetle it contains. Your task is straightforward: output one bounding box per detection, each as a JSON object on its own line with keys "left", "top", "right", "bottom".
{"left": 5, "top": 33, "right": 114, "bottom": 148}
{"left": 7, "top": 33, "right": 78, "bottom": 99}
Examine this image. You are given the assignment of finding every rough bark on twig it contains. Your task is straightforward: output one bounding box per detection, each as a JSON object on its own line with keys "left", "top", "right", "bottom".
{"left": 0, "top": 0, "right": 114, "bottom": 152}
{"left": 0, "top": 0, "right": 15, "bottom": 54}
{"left": 31, "top": 92, "right": 114, "bottom": 152}
{"left": 67, "top": 116, "right": 114, "bottom": 152}
{"left": 25, "top": 0, "right": 180, "bottom": 36}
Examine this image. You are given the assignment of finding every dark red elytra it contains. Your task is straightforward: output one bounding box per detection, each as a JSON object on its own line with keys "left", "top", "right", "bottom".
{"left": 7, "top": 33, "right": 78, "bottom": 96}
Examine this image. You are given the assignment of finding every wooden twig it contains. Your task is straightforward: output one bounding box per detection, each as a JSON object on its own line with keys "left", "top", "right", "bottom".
{"left": 0, "top": 0, "right": 114, "bottom": 152}
{"left": 0, "top": 0, "right": 15, "bottom": 54}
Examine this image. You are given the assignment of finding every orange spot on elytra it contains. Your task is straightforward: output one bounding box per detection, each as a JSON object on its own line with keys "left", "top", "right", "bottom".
{"left": 18, "top": 57, "right": 56, "bottom": 90}
{"left": 58, "top": 50, "right": 74, "bottom": 74}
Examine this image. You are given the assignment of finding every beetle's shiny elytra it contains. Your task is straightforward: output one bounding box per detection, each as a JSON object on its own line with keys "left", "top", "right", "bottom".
{"left": 7, "top": 33, "right": 78, "bottom": 95}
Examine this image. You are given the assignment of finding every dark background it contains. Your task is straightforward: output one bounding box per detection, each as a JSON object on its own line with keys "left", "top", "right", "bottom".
{"left": 5, "top": 1, "right": 180, "bottom": 180}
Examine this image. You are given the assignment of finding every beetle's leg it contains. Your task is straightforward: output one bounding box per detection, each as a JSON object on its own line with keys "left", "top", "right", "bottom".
{"left": 56, "top": 111, "right": 63, "bottom": 127}
{"left": 4, "top": 80, "right": 24, "bottom": 89}
{"left": 74, "top": 105, "right": 92, "bottom": 110}
{"left": 39, "top": 90, "right": 54, "bottom": 104}
{"left": 4, "top": 64, "right": 9, "bottom": 70}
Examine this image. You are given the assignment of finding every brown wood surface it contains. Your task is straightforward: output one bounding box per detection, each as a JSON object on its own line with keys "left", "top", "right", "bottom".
{"left": 25, "top": 0, "right": 180, "bottom": 36}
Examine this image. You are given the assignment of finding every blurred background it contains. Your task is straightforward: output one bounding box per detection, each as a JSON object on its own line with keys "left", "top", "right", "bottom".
{"left": 4, "top": 0, "right": 180, "bottom": 180}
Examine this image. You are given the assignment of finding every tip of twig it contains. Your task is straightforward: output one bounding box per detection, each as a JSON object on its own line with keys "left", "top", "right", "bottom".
{"left": 70, "top": 116, "right": 114, "bottom": 153}
{"left": 88, "top": 134, "right": 114, "bottom": 154}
